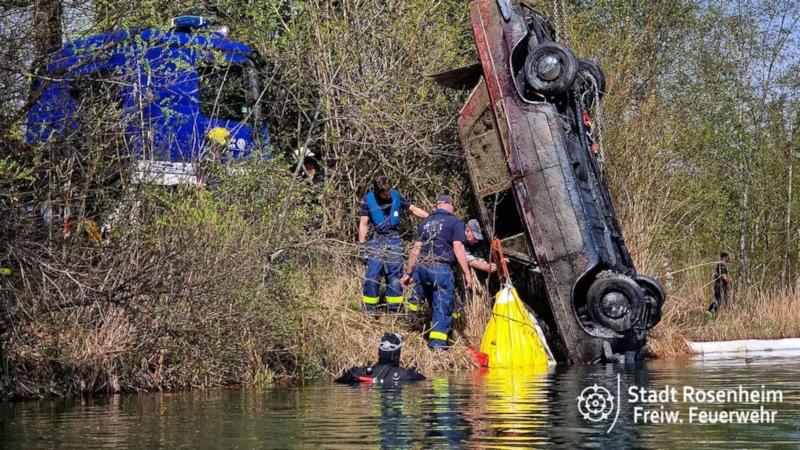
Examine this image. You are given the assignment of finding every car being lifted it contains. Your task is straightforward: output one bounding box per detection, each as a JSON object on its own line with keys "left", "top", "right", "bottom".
{"left": 434, "top": 0, "right": 666, "bottom": 364}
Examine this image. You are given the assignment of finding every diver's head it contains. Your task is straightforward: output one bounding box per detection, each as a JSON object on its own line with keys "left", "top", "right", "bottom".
{"left": 378, "top": 332, "right": 403, "bottom": 366}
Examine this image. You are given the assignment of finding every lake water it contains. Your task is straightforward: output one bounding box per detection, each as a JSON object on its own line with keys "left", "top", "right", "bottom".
{"left": 1, "top": 355, "right": 799, "bottom": 449}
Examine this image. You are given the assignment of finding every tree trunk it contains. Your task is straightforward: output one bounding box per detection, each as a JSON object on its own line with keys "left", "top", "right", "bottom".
{"left": 738, "top": 181, "right": 750, "bottom": 286}
{"left": 783, "top": 156, "right": 793, "bottom": 285}
{"left": 31, "top": 0, "right": 63, "bottom": 77}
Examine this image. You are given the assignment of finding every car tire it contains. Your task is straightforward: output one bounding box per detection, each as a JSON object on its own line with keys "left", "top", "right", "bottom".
{"left": 577, "top": 59, "right": 606, "bottom": 108}
{"left": 634, "top": 275, "right": 666, "bottom": 328}
{"left": 587, "top": 271, "right": 645, "bottom": 333}
{"left": 524, "top": 43, "right": 578, "bottom": 97}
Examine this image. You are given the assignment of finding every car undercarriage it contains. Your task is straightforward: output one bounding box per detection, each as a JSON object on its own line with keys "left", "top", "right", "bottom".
{"left": 435, "top": 0, "right": 666, "bottom": 364}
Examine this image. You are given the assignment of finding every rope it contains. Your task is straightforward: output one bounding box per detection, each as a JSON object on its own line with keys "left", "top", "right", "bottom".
{"left": 588, "top": 76, "right": 607, "bottom": 166}
{"left": 665, "top": 260, "right": 722, "bottom": 277}
{"left": 490, "top": 237, "right": 511, "bottom": 282}
{"left": 552, "top": 0, "right": 570, "bottom": 45}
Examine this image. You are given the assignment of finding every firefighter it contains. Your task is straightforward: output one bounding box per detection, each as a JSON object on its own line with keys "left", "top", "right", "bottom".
{"left": 448, "top": 219, "right": 497, "bottom": 321}
{"left": 708, "top": 252, "right": 732, "bottom": 313}
{"left": 335, "top": 332, "right": 425, "bottom": 384}
{"left": 444, "top": 218, "right": 498, "bottom": 321}
{"left": 402, "top": 195, "right": 473, "bottom": 349}
{"left": 358, "top": 176, "right": 428, "bottom": 313}
{"left": 464, "top": 219, "right": 497, "bottom": 273}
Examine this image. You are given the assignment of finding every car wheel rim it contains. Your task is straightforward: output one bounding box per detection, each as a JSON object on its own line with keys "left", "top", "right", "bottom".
{"left": 536, "top": 54, "right": 562, "bottom": 81}
{"left": 600, "top": 291, "right": 629, "bottom": 319}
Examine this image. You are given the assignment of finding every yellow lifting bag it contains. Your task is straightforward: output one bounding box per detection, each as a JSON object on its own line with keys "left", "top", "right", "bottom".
{"left": 479, "top": 283, "right": 553, "bottom": 368}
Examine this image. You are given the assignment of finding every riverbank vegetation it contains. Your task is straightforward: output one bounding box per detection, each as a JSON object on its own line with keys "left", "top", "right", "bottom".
{"left": 648, "top": 275, "right": 800, "bottom": 358}
{"left": 2, "top": 0, "right": 800, "bottom": 398}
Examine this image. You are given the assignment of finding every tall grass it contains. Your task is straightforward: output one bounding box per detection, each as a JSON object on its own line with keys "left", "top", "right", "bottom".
{"left": 304, "top": 261, "right": 485, "bottom": 377}
{"left": 647, "top": 268, "right": 800, "bottom": 358}
{"left": 623, "top": 191, "right": 800, "bottom": 357}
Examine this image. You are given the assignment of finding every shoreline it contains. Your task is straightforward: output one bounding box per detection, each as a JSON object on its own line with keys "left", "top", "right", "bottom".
{"left": 10, "top": 336, "right": 800, "bottom": 402}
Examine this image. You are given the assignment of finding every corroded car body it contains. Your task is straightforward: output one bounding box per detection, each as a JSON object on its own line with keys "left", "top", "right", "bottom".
{"left": 437, "top": 0, "right": 666, "bottom": 363}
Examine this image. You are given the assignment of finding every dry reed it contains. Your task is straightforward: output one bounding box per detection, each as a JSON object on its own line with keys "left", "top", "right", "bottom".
{"left": 305, "top": 262, "right": 487, "bottom": 377}
{"left": 649, "top": 268, "right": 800, "bottom": 355}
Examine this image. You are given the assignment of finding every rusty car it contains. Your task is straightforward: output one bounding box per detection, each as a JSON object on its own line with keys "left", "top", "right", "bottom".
{"left": 434, "top": 0, "right": 666, "bottom": 364}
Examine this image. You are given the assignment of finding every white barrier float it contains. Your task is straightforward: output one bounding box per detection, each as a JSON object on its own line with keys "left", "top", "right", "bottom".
{"left": 688, "top": 338, "right": 800, "bottom": 358}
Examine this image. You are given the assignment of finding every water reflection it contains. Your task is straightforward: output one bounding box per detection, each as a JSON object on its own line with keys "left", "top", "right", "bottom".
{"left": 470, "top": 366, "right": 550, "bottom": 448}
{"left": 376, "top": 384, "right": 411, "bottom": 448}
{"left": 1, "top": 356, "right": 799, "bottom": 449}
{"left": 545, "top": 364, "right": 650, "bottom": 449}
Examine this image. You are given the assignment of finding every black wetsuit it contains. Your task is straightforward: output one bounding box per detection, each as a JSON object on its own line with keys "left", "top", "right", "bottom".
{"left": 335, "top": 361, "right": 425, "bottom": 385}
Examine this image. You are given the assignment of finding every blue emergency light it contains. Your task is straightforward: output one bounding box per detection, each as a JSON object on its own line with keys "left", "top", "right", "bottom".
{"left": 170, "top": 15, "right": 211, "bottom": 30}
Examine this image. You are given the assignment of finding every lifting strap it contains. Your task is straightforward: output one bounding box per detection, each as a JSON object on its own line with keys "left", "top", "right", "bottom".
{"left": 490, "top": 237, "right": 511, "bottom": 282}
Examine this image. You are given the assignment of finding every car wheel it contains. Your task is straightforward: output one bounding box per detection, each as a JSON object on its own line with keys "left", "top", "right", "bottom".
{"left": 587, "top": 271, "right": 645, "bottom": 333}
{"left": 634, "top": 275, "right": 666, "bottom": 328}
{"left": 577, "top": 59, "right": 606, "bottom": 108}
{"left": 524, "top": 43, "right": 578, "bottom": 97}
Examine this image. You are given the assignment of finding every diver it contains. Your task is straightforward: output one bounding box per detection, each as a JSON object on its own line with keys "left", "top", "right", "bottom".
{"left": 335, "top": 333, "right": 426, "bottom": 384}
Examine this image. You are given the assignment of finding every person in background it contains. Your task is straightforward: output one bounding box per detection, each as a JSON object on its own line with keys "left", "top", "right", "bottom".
{"left": 708, "top": 252, "right": 732, "bottom": 313}
{"left": 402, "top": 195, "right": 472, "bottom": 349}
{"left": 295, "top": 146, "right": 323, "bottom": 185}
{"left": 358, "top": 176, "right": 428, "bottom": 313}
{"left": 302, "top": 155, "right": 323, "bottom": 184}
{"left": 198, "top": 126, "right": 230, "bottom": 189}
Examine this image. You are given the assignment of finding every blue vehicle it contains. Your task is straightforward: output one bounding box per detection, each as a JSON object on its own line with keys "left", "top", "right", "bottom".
{"left": 26, "top": 16, "right": 269, "bottom": 185}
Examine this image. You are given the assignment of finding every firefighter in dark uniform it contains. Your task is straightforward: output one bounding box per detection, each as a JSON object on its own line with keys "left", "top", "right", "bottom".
{"left": 708, "top": 252, "right": 732, "bottom": 313}
{"left": 402, "top": 195, "right": 473, "bottom": 349}
{"left": 358, "top": 176, "right": 428, "bottom": 313}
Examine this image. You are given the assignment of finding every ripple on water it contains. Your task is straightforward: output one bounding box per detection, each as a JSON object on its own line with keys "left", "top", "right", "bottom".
{"left": 1, "top": 356, "right": 799, "bottom": 449}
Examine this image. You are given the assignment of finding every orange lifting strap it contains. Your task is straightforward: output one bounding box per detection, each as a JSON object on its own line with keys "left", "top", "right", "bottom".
{"left": 490, "top": 237, "right": 510, "bottom": 281}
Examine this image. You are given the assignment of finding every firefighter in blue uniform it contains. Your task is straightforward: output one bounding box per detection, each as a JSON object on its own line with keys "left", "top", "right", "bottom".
{"left": 358, "top": 176, "right": 428, "bottom": 313}
{"left": 402, "top": 195, "right": 473, "bottom": 349}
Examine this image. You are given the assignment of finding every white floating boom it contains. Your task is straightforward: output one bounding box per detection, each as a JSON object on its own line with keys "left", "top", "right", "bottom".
{"left": 688, "top": 338, "right": 800, "bottom": 357}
